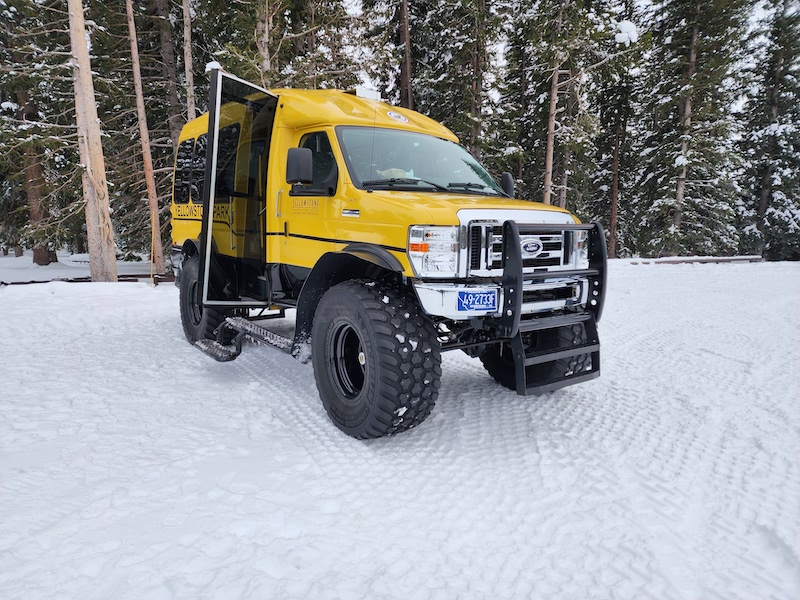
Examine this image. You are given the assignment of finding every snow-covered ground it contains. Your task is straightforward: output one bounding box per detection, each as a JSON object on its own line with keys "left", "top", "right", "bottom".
{"left": 1, "top": 254, "right": 799, "bottom": 600}
{"left": 0, "top": 251, "right": 156, "bottom": 284}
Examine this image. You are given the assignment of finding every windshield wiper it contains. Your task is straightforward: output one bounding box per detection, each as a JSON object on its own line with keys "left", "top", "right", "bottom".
{"left": 447, "top": 182, "right": 503, "bottom": 195}
{"left": 448, "top": 182, "right": 491, "bottom": 190}
{"left": 362, "top": 177, "right": 448, "bottom": 191}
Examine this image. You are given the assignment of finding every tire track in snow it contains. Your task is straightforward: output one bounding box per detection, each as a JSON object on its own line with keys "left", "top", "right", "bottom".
{"left": 0, "top": 264, "right": 798, "bottom": 599}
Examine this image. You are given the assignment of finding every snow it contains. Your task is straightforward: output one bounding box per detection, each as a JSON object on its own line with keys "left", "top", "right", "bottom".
{"left": 1, "top": 254, "right": 799, "bottom": 599}
{"left": 615, "top": 20, "right": 639, "bottom": 47}
{"left": 0, "top": 251, "right": 156, "bottom": 284}
{"left": 205, "top": 61, "right": 222, "bottom": 73}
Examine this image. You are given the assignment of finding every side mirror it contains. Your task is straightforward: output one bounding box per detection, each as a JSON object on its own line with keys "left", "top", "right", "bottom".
{"left": 501, "top": 172, "right": 515, "bottom": 198}
{"left": 287, "top": 148, "right": 313, "bottom": 184}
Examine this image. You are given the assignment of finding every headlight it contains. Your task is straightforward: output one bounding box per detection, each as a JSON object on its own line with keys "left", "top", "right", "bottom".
{"left": 571, "top": 230, "right": 589, "bottom": 270}
{"left": 408, "top": 226, "right": 459, "bottom": 277}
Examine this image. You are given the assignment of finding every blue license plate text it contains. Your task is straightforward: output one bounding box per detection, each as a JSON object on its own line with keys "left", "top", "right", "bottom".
{"left": 457, "top": 290, "right": 498, "bottom": 312}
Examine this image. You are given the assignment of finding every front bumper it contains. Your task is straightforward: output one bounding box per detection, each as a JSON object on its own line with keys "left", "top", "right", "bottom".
{"left": 413, "top": 278, "right": 589, "bottom": 320}
{"left": 412, "top": 221, "right": 607, "bottom": 334}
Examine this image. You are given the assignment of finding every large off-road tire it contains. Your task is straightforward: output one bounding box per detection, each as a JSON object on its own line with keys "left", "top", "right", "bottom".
{"left": 312, "top": 280, "right": 442, "bottom": 439}
{"left": 179, "top": 255, "right": 230, "bottom": 343}
{"left": 480, "top": 322, "right": 592, "bottom": 392}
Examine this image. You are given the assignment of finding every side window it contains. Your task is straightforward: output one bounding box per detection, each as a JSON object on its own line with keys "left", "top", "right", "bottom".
{"left": 190, "top": 134, "right": 207, "bottom": 203}
{"left": 215, "top": 123, "right": 241, "bottom": 196}
{"left": 174, "top": 139, "right": 194, "bottom": 204}
{"left": 295, "top": 131, "right": 337, "bottom": 196}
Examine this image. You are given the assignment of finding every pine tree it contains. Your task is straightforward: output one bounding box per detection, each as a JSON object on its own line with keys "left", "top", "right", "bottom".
{"left": 739, "top": 0, "right": 800, "bottom": 260}
{"left": 0, "top": 0, "right": 103, "bottom": 263}
{"left": 585, "top": 2, "right": 643, "bottom": 257}
{"left": 196, "top": 0, "right": 360, "bottom": 89}
{"left": 488, "top": 0, "right": 624, "bottom": 209}
{"left": 631, "top": 0, "right": 749, "bottom": 257}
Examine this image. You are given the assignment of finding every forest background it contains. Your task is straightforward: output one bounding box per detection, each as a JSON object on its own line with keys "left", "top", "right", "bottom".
{"left": 1, "top": 0, "right": 798, "bottom": 274}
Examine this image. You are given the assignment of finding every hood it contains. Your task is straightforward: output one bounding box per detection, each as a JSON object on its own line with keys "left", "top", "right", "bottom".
{"left": 347, "top": 189, "right": 576, "bottom": 226}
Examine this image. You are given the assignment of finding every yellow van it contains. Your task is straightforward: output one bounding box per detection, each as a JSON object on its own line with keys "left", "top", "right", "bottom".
{"left": 171, "top": 71, "right": 607, "bottom": 438}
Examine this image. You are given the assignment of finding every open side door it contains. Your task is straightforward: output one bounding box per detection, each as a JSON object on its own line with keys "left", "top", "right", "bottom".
{"left": 199, "top": 70, "right": 278, "bottom": 309}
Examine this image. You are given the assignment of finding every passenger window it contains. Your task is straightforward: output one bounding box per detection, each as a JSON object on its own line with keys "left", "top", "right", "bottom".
{"left": 190, "top": 134, "right": 207, "bottom": 203}
{"left": 294, "top": 131, "right": 338, "bottom": 196}
{"left": 174, "top": 139, "right": 194, "bottom": 204}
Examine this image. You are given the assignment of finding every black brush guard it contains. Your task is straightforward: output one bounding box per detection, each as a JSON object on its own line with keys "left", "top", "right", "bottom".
{"left": 498, "top": 220, "right": 607, "bottom": 396}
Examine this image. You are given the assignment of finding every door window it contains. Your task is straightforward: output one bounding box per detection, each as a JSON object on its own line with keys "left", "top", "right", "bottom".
{"left": 292, "top": 131, "right": 338, "bottom": 196}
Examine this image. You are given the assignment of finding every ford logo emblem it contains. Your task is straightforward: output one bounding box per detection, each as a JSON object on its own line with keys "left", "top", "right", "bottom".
{"left": 521, "top": 238, "right": 543, "bottom": 256}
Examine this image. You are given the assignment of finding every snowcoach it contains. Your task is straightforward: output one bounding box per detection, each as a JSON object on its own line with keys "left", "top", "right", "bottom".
{"left": 170, "top": 70, "right": 607, "bottom": 438}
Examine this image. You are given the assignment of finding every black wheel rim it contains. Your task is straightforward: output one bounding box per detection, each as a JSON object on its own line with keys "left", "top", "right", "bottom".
{"left": 329, "top": 322, "right": 366, "bottom": 399}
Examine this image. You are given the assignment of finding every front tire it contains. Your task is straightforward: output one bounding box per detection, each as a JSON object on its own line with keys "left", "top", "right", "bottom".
{"left": 312, "top": 280, "right": 441, "bottom": 438}
{"left": 179, "top": 255, "right": 230, "bottom": 343}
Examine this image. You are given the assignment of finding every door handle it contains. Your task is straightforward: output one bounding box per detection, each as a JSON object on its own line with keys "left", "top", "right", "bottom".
{"left": 276, "top": 189, "right": 283, "bottom": 217}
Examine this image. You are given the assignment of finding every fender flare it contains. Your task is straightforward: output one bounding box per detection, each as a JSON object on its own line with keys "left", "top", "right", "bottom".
{"left": 181, "top": 238, "right": 201, "bottom": 258}
{"left": 292, "top": 247, "right": 404, "bottom": 359}
{"left": 172, "top": 239, "right": 200, "bottom": 286}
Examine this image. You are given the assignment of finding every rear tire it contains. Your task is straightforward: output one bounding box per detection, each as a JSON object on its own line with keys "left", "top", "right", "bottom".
{"left": 312, "top": 280, "right": 441, "bottom": 438}
{"left": 179, "top": 255, "right": 230, "bottom": 343}
{"left": 480, "top": 323, "right": 592, "bottom": 392}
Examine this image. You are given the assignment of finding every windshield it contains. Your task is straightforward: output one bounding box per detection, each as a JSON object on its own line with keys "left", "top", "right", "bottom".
{"left": 336, "top": 126, "right": 505, "bottom": 196}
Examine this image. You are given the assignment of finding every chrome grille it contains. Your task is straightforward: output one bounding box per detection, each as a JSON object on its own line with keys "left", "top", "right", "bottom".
{"left": 468, "top": 223, "right": 566, "bottom": 274}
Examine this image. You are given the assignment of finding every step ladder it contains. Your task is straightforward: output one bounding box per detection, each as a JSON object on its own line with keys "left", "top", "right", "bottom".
{"left": 509, "top": 311, "right": 601, "bottom": 396}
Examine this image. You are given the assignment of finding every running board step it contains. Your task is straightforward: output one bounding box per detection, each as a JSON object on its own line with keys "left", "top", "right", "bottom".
{"left": 195, "top": 339, "right": 241, "bottom": 362}
{"left": 194, "top": 317, "right": 294, "bottom": 363}
{"left": 222, "top": 316, "right": 293, "bottom": 353}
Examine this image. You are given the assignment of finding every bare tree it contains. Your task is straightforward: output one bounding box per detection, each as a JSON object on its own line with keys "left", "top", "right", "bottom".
{"left": 153, "top": 0, "right": 183, "bottom": 150}
{"left": 542, "top": 4, "right": 565, "bottom": 206}
{"left": 126, "top": 0, "right": 165, "bottom": 274}
{"left": 67, "top": 0, "right": 117, "bottom": 282}
{"left": 182, "top": 0, "right": 196, "bottom": 120}
{"left": 400, "top": 0, "right": 413, "bottom": 109}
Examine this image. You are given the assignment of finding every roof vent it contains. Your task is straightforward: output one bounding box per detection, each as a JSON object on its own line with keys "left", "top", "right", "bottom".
{"left": 346, "top": 88, "right": 381, "bottom": 101}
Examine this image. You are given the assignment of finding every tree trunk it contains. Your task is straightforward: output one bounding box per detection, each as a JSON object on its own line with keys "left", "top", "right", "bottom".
{"left": 609, "top": 121, "right": 621, "bottom": 258}
{"left": 557, "top": 148, "right": 570, "bottom": 209}
{"left": 182, "top": 0, "right": 196, "bottom": 120}
{"left": 516, "top": 42, "right": 527, "bottom": 184}
{"left": 16, "top": 91, "right": 58, "bottom": 266}
{"left": 399, "top": 0, "right": 413, "bottom": 109}
{"left": 68, "top": 0, "right": 118, "bottom": 282}
{"left": 256, "top": 0, "right": 276, "bottom": 86}
{"left": 153, "top": 0, "right": 183, "bottom": 150}
{"left": 675, "top": 10, "right": 699, "bottom": 234}
{"left": 543, "top": 5, "right": 564, "bottom": 205}
{"left": 126, "top": 0, "right": 165, "bottom": 274}
{"left": 757, "top": 49, "right": 784, "bottom": 221}
{"left": 556, "top": 91, "right": 575, "bottom": 209}
{"left": 468, "top": 0, "right": 486, "bottom": 158}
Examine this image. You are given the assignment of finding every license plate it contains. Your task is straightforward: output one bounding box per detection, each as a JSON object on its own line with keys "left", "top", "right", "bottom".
{"left": 457, "top": 290, "right": 498, "bottom": 312}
